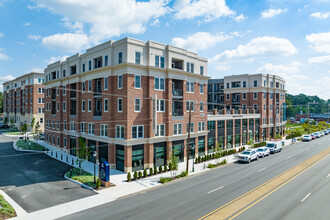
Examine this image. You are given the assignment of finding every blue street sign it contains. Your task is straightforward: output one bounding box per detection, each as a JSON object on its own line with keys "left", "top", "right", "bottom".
{"left": 100, "top": 161, "right": 109, "bottom": 182}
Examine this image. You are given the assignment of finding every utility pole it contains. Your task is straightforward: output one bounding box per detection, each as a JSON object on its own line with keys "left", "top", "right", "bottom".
{"left": 186, "top": 103, "right": 192, "bottom": 174}
{"left": 307, "top": 102, "right": 319, "bottom": 134}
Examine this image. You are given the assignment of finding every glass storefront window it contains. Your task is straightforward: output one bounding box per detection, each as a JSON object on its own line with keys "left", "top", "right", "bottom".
{"left": 132, "top": 145, "right": 144, "bottom": 171}
{"left": 116, "top": 145, "right": 125, "bottom": 172}
{"left": 227, "top": 135, "right": 233, "bottom": 149}
{"left": 227, "top": 120, "right": 233, "bottom": 129}
{"left": 208, "top": 138, "right": 215, "bottom": 153}
{"left": 198, "top": 137, "right": 205, "bottom": 157}
{"left": 218, "top": 121, "right": 225, "bottom": 129}
{"left": 208, "top": 121, "right": 216, "bottom": 131}
{"left": 218, "top": 136, "right": 224, "bottom": 150}
{"left": 154, "top": 142, "right": 166, "bottom": 167}
{"left": 243, "top": 119, "right": 247, "bottom": 128}
{"left": 235, "top": 134, "right": 240, "bottom": 147}
{"left": 189, "top": 138, "right": 195, "bottom": 159}
{"left": 235, "top": 119, "right": 241, "bottom": 128}
{"left": 172, "top": 141, "right": 184, "bottom": 162}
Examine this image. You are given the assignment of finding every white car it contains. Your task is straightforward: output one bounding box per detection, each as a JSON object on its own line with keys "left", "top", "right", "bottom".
{"left": 257, "top": 147, "right": 270, "bottom": 158}
{"left": 314, "top": 132, "right": 321, "bottom": 138}
{"left": 302, "top": 135, "right": 312, "bottom": 141}
{"left": 238, "top": 149, "right": 258, "bottom": 163}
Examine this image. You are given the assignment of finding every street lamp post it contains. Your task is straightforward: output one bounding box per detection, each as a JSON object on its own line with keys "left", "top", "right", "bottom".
{"left": 93, "top": 151, "right": 97, "bottom": 183}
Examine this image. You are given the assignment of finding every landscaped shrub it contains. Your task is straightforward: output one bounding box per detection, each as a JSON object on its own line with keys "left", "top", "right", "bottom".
{"left": 195, "top": 157, "right": 198, "bottom": 163}
{"left": 134, "top": 171, "right": 138, "bottom": 180}
{"left": 176, "top": 171, "right": 188, "bottom": 178}
{"left": 143, "top": 169, "right": 147, "bottom": 178}
{"left": 149, "top": 167, "right": 153, "bottom": 176}
{"left": 138, "top": 171, "right": 142, "bottom": 178}
{"left": 169, "top": 163, "right": 172, "bottom": 171}
{"left": 127, "top": 172, "right": 131, "bottom": 182}
{"left": 159, "top": 177, "right": 173, "bottom": 183}
{"left": 154, "top": 167, "right": 157, "bottom": 175}
{"left": 159, "top": 165, "right": 163, "bottom": 173}
{"left": 253, "top": 142, "right": 267, "bottom": 148}
{"left": 198, "top": 156, "right": 201, "bottom": 163}
{"left": 164, "top": 164, "right": 167, "bottom": 172}
{"left": 96, "top": 179, "right": 101, "bottom": 188}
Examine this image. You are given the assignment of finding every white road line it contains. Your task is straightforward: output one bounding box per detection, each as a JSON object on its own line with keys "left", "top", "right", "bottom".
{"left": 305, "top": 148, "right": 310, "bottom": 151}
{"left": 208, "top": 186, "right": 224, "bottom": 194}
{"left": 286, "top": 156, "right": 293, "bottom": 159}
{"left": 301, "top": 193, "right": 311, "bottom": 202}
{"left": 257, "top": 167, "right": 267, "bottom": 172}
{"left": 327, "top": 173, "right": 330, "bottom": 178}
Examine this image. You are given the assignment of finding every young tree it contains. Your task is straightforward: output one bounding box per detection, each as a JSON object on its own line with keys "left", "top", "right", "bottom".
{"left": 3, "top": 116, "right": 8, "bottom": 125}
{"left": 34, "top": 122, "right": 41, "bottom": 147}
{"left": 76, "top": 136, "right": 89, "bottom": 175}
{"left": 9, "top": 117, "right": 15, "bottom": 131}
{"left": 30, "top": 117, "right": 36, "bottom": 133}
{"left": 169, "top": 153, "right": 178, "bottom": 178}
{"left": 20, "top": 123, "right": 28, "bottom": 142}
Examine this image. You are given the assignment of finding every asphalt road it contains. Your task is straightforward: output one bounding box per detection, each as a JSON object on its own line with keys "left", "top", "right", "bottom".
{"left": 0, "top": 134, "right": 96, "bottom": 213}
{"left": 59, "top": 135, "right": 330, "bottom": 220}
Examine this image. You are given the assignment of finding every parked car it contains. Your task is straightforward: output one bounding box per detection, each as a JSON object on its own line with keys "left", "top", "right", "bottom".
{"left": 320, "top": 131, "right": 325, "bottom": 137}
{"left": 257, "top": 147, "right": 270, "bottom": 158}
{"left": 302, "top": 135, "right": 312, "bottom": 141}
{"left": 266, "top": 141, "right": 282, "bottom": 154}
{"left": 314, "top": 132, "right": 321, "bottom": 138}
{"left": 238, "top": 149, "right": 259, "bottom": 163}
{"left": 310, "top": 134, "right": 316, "bottom": 140}
{"left": 0, "top": 124, "right": 10, "bottom": 129}
{"left": 323, "top": 130, "right": 329, "bottom": 135}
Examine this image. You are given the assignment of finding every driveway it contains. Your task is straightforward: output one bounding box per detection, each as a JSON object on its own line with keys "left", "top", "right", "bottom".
{"left": 0, "top": 134, "right": 96, "bottom": 213}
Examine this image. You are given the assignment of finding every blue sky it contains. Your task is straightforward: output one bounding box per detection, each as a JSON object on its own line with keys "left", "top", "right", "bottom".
{"left": 0, "top": 0, "right": 330, "bottom": 99}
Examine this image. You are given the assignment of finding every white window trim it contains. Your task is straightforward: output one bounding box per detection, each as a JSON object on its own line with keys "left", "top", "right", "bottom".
{"left": 135, "top": 75, "right": 141, "bottom": 89}
{"left": 131, "top": 125, "right": 144, "bottom": 139}
{"left": 88, "top": 99, "right": 92, "bottom": 112}
{"left": 104, "top": 98, "right": 108, "bottom": 112}
{"left": 253, "top": 93, "right": 258, "bottom": 100}
{"left": 242, "top": 93, "right": 247, "bottom": 100}
{"left": 134, "top": 98, "right": 141, "bottom": 112}
{"left": 104, "top": 77, "right": 108, "bottom": 90}
{"left": 63, "top": 101, "right": 66, "bottom": 112}
{"left": 82, "top": 100, "right": 85, "bottom": 112}
{"left": 100, "top": 124, "right": 108, "bottom": 137}
{"left": 118, "top": 75, "right": 123, "bottom": 89}
{"left": 118, "top": 98, "right": 123, "bottom": 112}
{"left": 157, "top": 99, "right": 165, "bottom": 112}
{"left": 116, "top": 125, "right": 124, "bottom": 139}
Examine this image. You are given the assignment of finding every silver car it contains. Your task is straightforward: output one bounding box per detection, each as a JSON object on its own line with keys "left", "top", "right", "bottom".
{"left": 257, "top": 147, "right": 270, "bottom": 158}
{"left": 238, "top": 149, "right": 259, "bottom": 163}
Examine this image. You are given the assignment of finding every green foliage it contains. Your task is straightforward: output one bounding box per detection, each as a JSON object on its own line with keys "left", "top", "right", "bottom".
{"left": 286, "top": 131, "right": 302, "bottom": 139}
{"left": 168, "top": 163, "right": 172, "bottom": 171}
{"left": 143, "top": 168, "right": 147, "bottom": 177}
{"left": 96, "top": 179, "right": 101, "bottom": 188}
{"left": 0, "top": 194, "right": 16, "bottom": 218}
{"left": 127, "top": 172, "right": 131, "bottom": 182}
{"left": 159, "top": 177, "right": 173, "bottom": 183}
{"left": 159, "top": 165, "right": 163, "bottom": 173}
{"left": 30, "top": 117, "right": 35, "bottom": 132}
{"left": 149, "top": 167, "right": 153, "bottom": 175}
{"left": 176, "top": 171, "right": 188, "bottom": 178}
{"left": 9, "top": 117, "right": 15, "bottom": 130}
{"left": 253, "top": 142, "right": 267, "bottom": 148}
{"left": 138, "top": 171, "right": 142, "bottom": 178}
{"left": 207, "top": 159, "right": 227, "bottom": 168}
{"left": 164, "top": 164, "right": 167, "bottom": 172}
{"left": 134, "top": 171, "right": 138, "bottom": 180}
{"left": 153, "top": 167, "right": 157, "bottom": 175}
{"left": 3, "top": 116, "right": 8, "bottom": 125}
{"left": 75, "top": 137, "right": 89, "bottom": 169}
{"left": 20, "top": 122, "right": 28, "bottom": 142}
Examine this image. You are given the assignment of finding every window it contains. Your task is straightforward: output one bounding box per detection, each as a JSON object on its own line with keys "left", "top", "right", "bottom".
{"left": 254, "top": 80, "right": 258, "bottom": 87}
{"left": 157, "top": 99, "right": 165, "bottom": 112}
{"left": 104, "top": 55, "right": 108, "bottom": 67}
{"left": 132, "top": 125, "right": 144, "bottom": 139}
{"left": 63, "top": 70, "right": 66, "bottom": 77}
{"left": 82, "top": 63, "right": 85, "bottom": 72}
{"left": 173, "top": 123, "right": 182, "bottom": 135}
{"left": 104, "top": 99, "right": 108, "bottom": 112}
{"left": 40, "top": 118, "right": 43, "bottom": 123}
{"left": 200, "top": 66, "right": 204, "bottom": 75}
{"left": 186, "top": 62, "right": 194, "bottom": 73}
{"left": 264, "top": 104, "right": 266, "bottom": 111}
{"left": 253, "top": 104, "right": 258, "bottom": 111}
{"left": 270, "top": 81, "right": 274, "bottom": 87}
{"left": 38, "top": 98, "right": 44, "bottom": 104}
{"left": 135, "top": 52, "right": 141, "bottom": 64}
{"left": 57, "top": 102, "right": 59, "bottom": 111}
{"left": 104, "top": 77, "right": 108, "bottom": 90}
{"left": 270, "top": 93, "right": 273, "bottom": 99}
{"left": 186, "top": 82, "right": 194, "bottom": 93}
{"left": 89, "top": 60, "right": 92, "bottom": 71}
{"left": 242, "top": 104, "right": 247, "bottom": 110}
{"left": 242, "top": 93, "right": 247, "bottom": 100}
{"left": 226, "top": 83, "right": 229, "bottom": 89}
{"left": 186, "top": 122, "right": 194, "bottom": 133}
{"left": 264, "top": 80, "right": 266, "bottom": 87}
{"left": 38, "top": 88, "right": 43, "bottom": 94}
{"left": 155, "top": 55, "right": 165, "bottom": 68}
{"left": 82, "top": 100, "right": 85, "bottom": 112}
{"left": 135, "top": 75, "right": 141, "bottom": 88}
{"left": 200, "top": 101, "right": 204, "bottom": 112}
{"left": 88, "top": 80, "right": 91, "bottom": 91}
{"left": 82, "top": 82, "right": 85, "bottom": 91}
{"left": 118, "top": 75, "right": 123, "bottom": 89}
{"left": 101, "top": 124, "right": 108, "bottom": 137}
{"left": 270, "top": 104, "right": 273, "bottom": 111}
{"left": 63, "top": 138, "right": 67, "bottom": 148}
{"left": 118, "top": 52, "right": 122, "bottom": 64}
{"left": 243, "top": 81, "right": 246, "bottom": 88}
{"left": 81, "top": 122, "right": 86, "bottom": 133}
{"left": 57, "top": 136, "right": 59, "bottom": 146}
{"left": 264, "top": 92, "right": 266, "bottom": 99}
{"left": 253, "top": 92, "right": 258, "bottom": 100}
{"left": 63, "top": 120, "right": 66, "bottom": 130}
{"left": 57, "top": 120, "right": 59, "bottom": 130}
{"left": 30, "top": 87, "right": 33, "bottom": 94}
{"left": 38, "top": 78, "right": 42, "bottom": 83}
{"left": 186, "top": 101, "right": 194, "bottom": 112}
{"left": 226, "top": 94, "right": 230, "bottom": 100}
{"left": 134, "top": 98, "right": 141, "bottom": 112}
{"left": 63, "top": 86, "right": 66, "bottom": 95}
{"left": 155, "top": 124, "right": 165, "bottom": 137}
{"left": 70, "top": 121, "right": 75, "bottom": 131}
{"left": 200, "top": 84, "right": 203, "bottom": 94}
{"left": 88, "top": 99, "right": 92, "bottom": 112}
{"left": 88, "top": 123, "right": 95, "bottom": 135}
{"left": 63, "top": 101, "right": 66, "bottom": 111}
{"left": 118, "top": 98, "right": 123, "bottom": 112}
{"left": 116, "top": 125, "right": 125, "bottom": 139}
{"left": 198, "top": 122, "right": 205, "bottom": 132}
{"left": 154, "top": 78, "right": 165, "bottom": 90}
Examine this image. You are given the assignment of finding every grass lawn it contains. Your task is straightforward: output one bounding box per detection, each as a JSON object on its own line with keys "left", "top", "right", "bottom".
{"left": 65, "top": 168, "right": 97, "bottom": 188}
{"left": 0, "top": 195, "right": 16, "bottom": 220}
{"left": 16, "top": 140, "right": 46, "bottom": 151}
{"left": 4, "top": 132, "right": 20, "bottom": 135}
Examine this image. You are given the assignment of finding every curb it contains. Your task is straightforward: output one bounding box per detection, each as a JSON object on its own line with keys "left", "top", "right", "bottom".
{"left": 0, "top": 189, "right": 27, "bottom": 217}
{"left": 12, "top": 140, "right": 46, "bottom": 153}
{"left": 64, "top": 174, "right": 97, "bottom": 192}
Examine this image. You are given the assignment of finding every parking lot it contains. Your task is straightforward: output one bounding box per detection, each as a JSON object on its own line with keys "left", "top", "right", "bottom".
{"left": 0, "top": 134, "right": 96, "bottom": 213}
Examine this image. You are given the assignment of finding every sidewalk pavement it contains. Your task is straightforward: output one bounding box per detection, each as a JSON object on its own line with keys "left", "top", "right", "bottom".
{"left": 10, "top": 139, "right": 294, "bottom": 220}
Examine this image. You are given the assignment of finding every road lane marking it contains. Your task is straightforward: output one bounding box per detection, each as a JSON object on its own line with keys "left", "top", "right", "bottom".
{"left": 286, "top": 156, "right": 293, "bottom": 159}
{"left": 199, "top": 147, "right": 330, "bottom": 220}
{"left": 305, "top": 148, "right": 310, "bottom": 151}
{"left": 257, "top": 167, "right": 267, "bottom": 172}
{"left": 327, "top": 173, "right": 330, "bottom": 178}
{"left": 301, "top": 193, "right": 311, "bottom": 202}
{"left": 208, "top": 186, "right": 224, "bottom": 194}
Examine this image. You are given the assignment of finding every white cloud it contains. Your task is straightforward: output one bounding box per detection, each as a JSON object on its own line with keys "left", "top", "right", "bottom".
{"left": 24, "top": 22, "right": 31, "bottom": 26}
{"left": 310, "top": 12, "right": 330, "bottom": 19}
{"left": 151, "top": 19, "right": 160, "bottom": 26}
{"left": 234, "top": 14, "right": 247, "bottom": 22}
{"left": 171, "top": 32, "right": 241, "bottom": 52}
{"left": 261, "top": 8, "right": 288, "bottom": 18}
{"left": 0, "top": 32, "right": 4, "bottom": 37}
{"left": 26, "top": 68, "right": 44, "bottom": 73}
{"left": 0, "top": 75, "right": 15, "bottom": 82}
{"left": 31, "top": 0, "right": 169, "bottom": 52}
{"left": 214, "top": 62, "right": 231, "bottom": 71}
{"left": 257, "top": 61, "right": 302, "bottom": 75}
{"left": 44, "top": 55, "right": 69, "bottom": 65}
{"left": 308, "top": 55, "right": 330, "bottom": 64}
{"left": 173, "top": 0, "right": 236, "bottom": 22}
{"left": 306, "top": 32, "right": 330, "bottom": 53}
{"left": 28, "top": 34, "right": 42, "bottom": 40}
{"left": 0, "top": 48, "right": 9, "bottom": 60}
{"left": 41, "top": 33, "right": 89, "bottom": 52}
{"left": 211, "top": 36, "right": 297, "bottom": 62}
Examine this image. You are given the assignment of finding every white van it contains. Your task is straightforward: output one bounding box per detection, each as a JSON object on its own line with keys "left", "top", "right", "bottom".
{"left": 266, "top": 141, "right": 282, "bottom": 154}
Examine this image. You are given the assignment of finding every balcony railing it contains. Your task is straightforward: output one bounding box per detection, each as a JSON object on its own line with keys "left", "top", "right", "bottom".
{"left": 94, "top": 110, "right": 102, "bottom": 116}
{"left": 70, "top": 109, "right": 76, "bottom": 116}
{"left": 172, "top": 89, "right": 183, "bottom": 97}
{"left": 51, "top": 108, "right": 56, "bottom": 115}
{"left": 70, "top": 91, "right": 76, "bottom": 99}
{"left": 172, "top": 109, "right": 183, "bottom": 116}
{"left": 51, "top": 93, "right": 56, "bottom": 100}
{"left": 94, "top": 88, "right": 102, "bottom": 96}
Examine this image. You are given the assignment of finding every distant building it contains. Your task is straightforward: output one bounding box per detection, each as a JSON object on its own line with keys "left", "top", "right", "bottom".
{"left": 3, "top": 72, "right": 45, "bottom": 131}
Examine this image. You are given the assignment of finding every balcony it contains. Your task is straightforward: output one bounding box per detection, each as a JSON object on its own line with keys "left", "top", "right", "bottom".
{"left": 232, "top": 98, "right": 240, "bottom": 104}
{"left": 94, "top": 88, "right": 102, "bottom": 97}
{"left": 172, "top": 89, "right": 183, "bottom": 98}
{"left": 51, "top": 108, "right": 56, "bottom": 115}
{"left": 70, "top": 108, "right": 76, "bottom": 116}
{"left": 51, "top": 93, "right": 56, "bottom": 100}
{"left": 94, "top": 110, "right": 102, "bottom": 116}
{"left": 70, "top": 91, "right": 76, "bottom": 99}
{"left": 173, "top": 109, "right": 183, "bottom": 116}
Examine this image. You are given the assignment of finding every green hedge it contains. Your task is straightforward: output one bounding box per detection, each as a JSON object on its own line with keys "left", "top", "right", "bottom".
{"left": 286, "top": 132, "right": 302, "bottom": 139}
{"left": 195, "top": 148, "right": 240, "bottom": 164}
{"left": 253, "top": 142, "right": 266, "bottom": 148}
{"left": 207, "top": 159, "right": 227, "bottom": 168}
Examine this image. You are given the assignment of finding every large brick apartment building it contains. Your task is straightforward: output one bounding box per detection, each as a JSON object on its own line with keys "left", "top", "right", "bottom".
{"left": 44, "top": 37, "right": 209, "bottom": 173}
{"left": 3, "top": 72, "right": 45, "bottom": 131}
{"left": 208, "top": 74, "right": 286, "bottom": 141}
